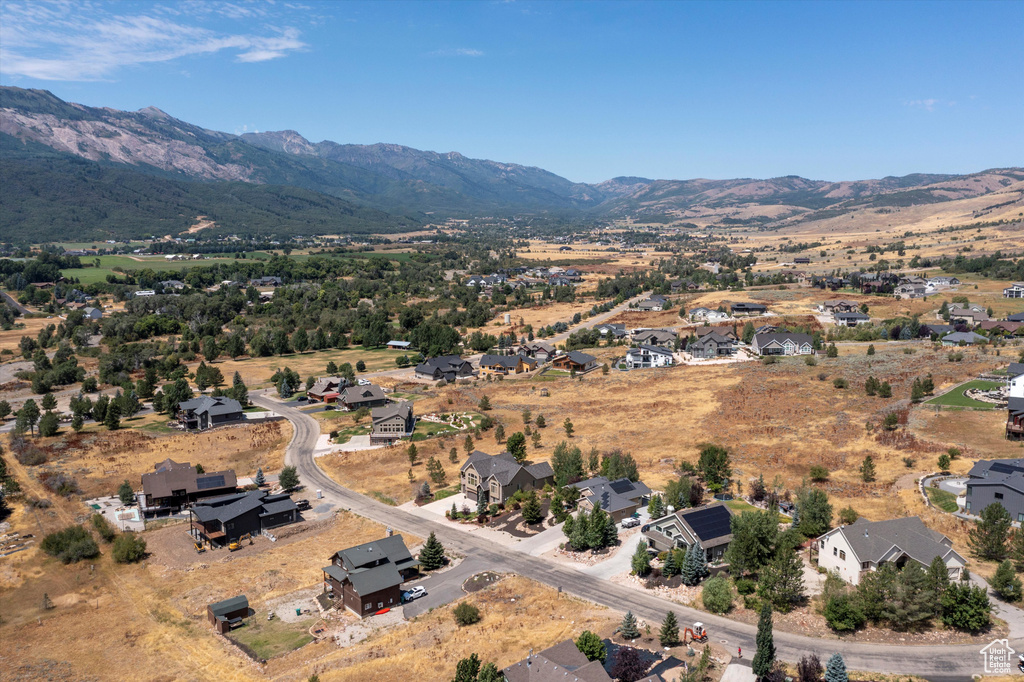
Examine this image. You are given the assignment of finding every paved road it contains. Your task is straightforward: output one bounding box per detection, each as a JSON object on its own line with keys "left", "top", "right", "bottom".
{"left": 254, "top": 393, "right": 995, "bottom": 679}
{"left": 547, "top": 291, "right": 652, "bottom": 345}
{"left": 0, "top": 290, "right": 32, "bottom": 316}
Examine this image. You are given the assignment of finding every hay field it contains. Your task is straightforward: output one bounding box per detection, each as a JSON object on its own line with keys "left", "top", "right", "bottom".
{"left": 21, "top": 420, "right": 291, "bottom": 498}
{"left": 212, "top": 348, "right": 409, "bottom": 388}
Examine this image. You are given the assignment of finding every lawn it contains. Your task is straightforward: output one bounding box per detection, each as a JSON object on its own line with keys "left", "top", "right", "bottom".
{"left": 61, "top": 254, "right": 242, "bottom": 284}
{"left": 926, "top": 487, "right": 960, "bottom": 513}
{"left": 227, "top": 613, "right": 316, "bottom": 660}
{"left": 724, "top": 498, "right": 786, "bottom": 522}
{"left": 410, "top": 413, "right": 483, "bottom": 441}
{"left": 924, "top": 380, "right": 1003, "bottom": 409}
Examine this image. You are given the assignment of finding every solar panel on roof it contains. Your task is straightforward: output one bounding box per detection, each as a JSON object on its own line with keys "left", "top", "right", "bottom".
{"left": 684, "top": 506, "right": 732, "bottom": 542}
{"left": 609, "top": 480, "right": 634, "bottom": 495}
{"left": 197, "top": 475, "right": 227, "bottom": 490}
{"left": 990, "top": 462, "right": 1024, "bottom": 476}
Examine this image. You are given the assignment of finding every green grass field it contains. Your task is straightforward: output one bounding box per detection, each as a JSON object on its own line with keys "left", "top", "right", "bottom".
{"left": 924, "top": 380, "right": 1003, "bottom": 409}
{"left": 61, "top": 254, "right": 244, "bottom": 284}
{"left": 411, "top": 413, "right": 483, "bottom": 441}
{"left": 226, "top": 613, "right": 315, "bottom": 660}
{"left": 724, "top": 498, "right": 786, "bottom": 522}
{"left": 925, "top": 487, "right": 960, "bottom": 513}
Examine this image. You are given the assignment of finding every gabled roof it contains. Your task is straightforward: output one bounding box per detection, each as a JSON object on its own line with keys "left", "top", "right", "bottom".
{"left": 340, "top": 384, "right": 386, "bottom": 404}
{"left": 326, "top": 535, "right": 419, "bottom": 596}
{"left": 177, "top": 395, "right": 243, "bottom": 417}
{"left": 461, "top": 450, "right": 553, "bottom": 486}
{"left": 572, "top": 476, "right": 651, "bottom": 513}
{"left": 141, "top": 459, "right": 237, "bottom": 499}
{"left": 648, "top": 503, "right": 734, "bottom": 549}
{"left": 1008, "top": 398, "right": 1024, "bottom": 419}
{"left": 628, "top": 344, "right": 674, "bottom": 357}
{"left": 941, "top": 331, "right": 987, "bottom": 344}
{"left": 1007, "top": 312, "right": 1024, "bottom": 322}
{"left": 372, "top": 401, "right": 413, "bottom": 425}
{"left": 503, "top": 639, "right": 614, "bottom": 682}
{"left": 415, "top": 355, "right": 469, "bottom": 375}
{"left": 753, "top": 332, "right": 813, "bottom": 347}
{"left": 310, "top": 376, "right": 347, "bottom": 395}
{"left": 835, "top": 311, "right": 870, "bottom": 320}
{"left": 832, "top": 516, "right": 961, "bottom": 568}
{"left": 480, "top": 354, "right": 535, "bottom": 369}
{"left": 694, "top": 326, "right": 736, "bottom": 339}
{"left": 563, "top": 350, "right": 596, "bottom": 365}
{"left": 209, "top": 595, "right": 248, "bottom": 618}
{"left": 690, "top": 332, "right": 734, "bottom": 348}
{"left": 1006, "top": 363, "right": 1024, "bottom": 379}
{"left": 191, "top": 489, "right": 285, "bottom": 525}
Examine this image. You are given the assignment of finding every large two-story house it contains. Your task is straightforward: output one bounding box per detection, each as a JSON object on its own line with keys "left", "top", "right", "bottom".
{"left": 369, "top": 402, "right": 415, "bottom": 445}
{"left": 632, "top": 329, "right": 677, "bottom": 347}
{"left": 643, "top": 503, "right": 734, "bottom": 564}
{"left": 176, "top": 396, "right": 243, "bottom": 431}
{"left": 415, "top": 355, "right": 475, "bottom": 382}
{"left": 479, "top": 354, "right": 538, "bottom": 376}
{"left": 688, "top": 332, "right": 736, "bottom": 359}
{"left": 308, "top": 376, "right": 351, "bottom": 403}
{"left": 572, "top": 476, "right": 652, "bottom": 522}
{"left": 966, "top": 458, "right": 1024, "bottom": 519}
{"left": 1004, "top": 282, "right": 1024, "bottom": 299}
{"left": 339, "top": 384, "right": 388, "bottom": 410}
{"left": 552, "top": 350, "right": 598, "bottom": 373}
{"left": 625, "top": 345, "right": 674, "bottom": 369}
{"left": 460, "top": 450, "right": 554, "bottom": 505}
{"left": 189, "top": 489, "right": 298, "bottom": 547}
{"left": 751, "top": 332, "right": 814, "bottom": 356}
{"left": 816, "top": 517, "right": 965, "bottom": 585}
{"left": 321, "top": 535, "right": 420, "bottom": 617}
{"left": 138, "top": 459, "right": 238, "bottom": 515}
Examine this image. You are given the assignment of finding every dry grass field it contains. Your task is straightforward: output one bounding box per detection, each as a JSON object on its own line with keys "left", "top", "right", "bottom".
{"left": 211, "top": 348, "right": 409, "bottom": 388}
{"left": 0, "top": 316, "right": 52, "bottom": 355}
{"left": 10, "top": 420, "right": 291, "bottom": 499}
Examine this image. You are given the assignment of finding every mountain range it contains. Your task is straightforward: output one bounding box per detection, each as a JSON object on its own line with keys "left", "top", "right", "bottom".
{"left": 2, "top": 86, "right": 1022, "bottom": 241}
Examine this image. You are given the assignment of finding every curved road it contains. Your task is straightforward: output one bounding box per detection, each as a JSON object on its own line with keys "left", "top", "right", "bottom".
{"left": 255, "top": 393, "right": 996, "bottom": 679}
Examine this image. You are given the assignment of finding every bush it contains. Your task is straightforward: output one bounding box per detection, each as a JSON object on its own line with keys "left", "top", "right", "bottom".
{"left": 832, "top": 378, "right": 848, "bottom": 389}
{"left": 91, "top": 513, "right": 116, "bottom": 542}
{"left": 823, "top": 594, "right": 865, "bottom": 632}
{"left": 38, "top": 471, "right": 81, "bottom": 498}
{"left": 804, "top": 355, "right": 817, "bottom": 366}
{"left": 838, "top": 506, "right": 859, "bottom": 525}
{"left": 809, "top": 465, "right": 829, "bottom": 482}
{"left": 453, "top": 601, "right": 481, "bottom": 626}
{"left": 112, "top": 533, "right": 147, "bottom": 563}
{"left": 743, "top": 594, "right": 761, "bottom": 611}
{"left": 735, "top": 577, "right": 756, "bottom": 595}
{"left": 701, "top": 576, "right": 733, "bottom": 614}
{"left": 41, "top": 525, "right": 99, "bottom": 564}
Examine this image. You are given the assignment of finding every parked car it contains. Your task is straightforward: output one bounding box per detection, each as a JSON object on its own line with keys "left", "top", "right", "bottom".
{"left": 295, "top": 500, "right": 311, "bottom": 511}
{"left": 621, "top": 517, "right": 641, "bottom": 528}
{"left": 295, "top": 395, "right": 307, "bottom": 402}
{"left": 402, "top": 586, "right": 426, "bottom": 601}
{"left": 357, "top": 379, "right": 372, "bottom": 386}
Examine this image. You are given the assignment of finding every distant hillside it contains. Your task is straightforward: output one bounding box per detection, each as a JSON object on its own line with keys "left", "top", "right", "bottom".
{"left": 2, "top": 86, "right": 1023, "bottom": 238}
{"left": 0, "top": 133, "right": 411, "bottom": 241}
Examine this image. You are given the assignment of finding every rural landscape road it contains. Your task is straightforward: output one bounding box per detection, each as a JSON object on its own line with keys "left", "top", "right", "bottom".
{"left": 252, "top": 394, "right": 1001, "bottom": 680}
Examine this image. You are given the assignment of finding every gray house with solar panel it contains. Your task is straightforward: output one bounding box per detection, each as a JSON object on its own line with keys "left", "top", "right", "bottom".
{"left": 188, "top": 489, "right": 298, "bottom": 546}
{"left": 138, "top": 458, "right": 238, "bottom": 515}
{"left": 572, "top": 476, "right": 652, "bottom": 522}
{"left": 643, "top": 502, "right": 735, "bottom": 563}
{"left": 176, "top": 396, "right": 243, "bottom": 430}
{"left": 966, "top": 458, "right": 1024, "bottom": 522}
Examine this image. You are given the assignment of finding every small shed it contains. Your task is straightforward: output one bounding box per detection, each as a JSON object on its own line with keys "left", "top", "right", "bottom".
{"left": 207, "top": 595, "right": 249, "bottom": 633}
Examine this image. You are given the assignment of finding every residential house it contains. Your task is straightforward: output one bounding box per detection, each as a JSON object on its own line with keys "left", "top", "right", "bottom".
{"left": 369, "top": 402, "right": 415, "bottom": 445}
{"left": 816, "top": 517, "right": 966, "bottom": 585}
{"left": 730, "top": 302, "right": 768, "bottom": 316}
{"left": 564, "top": 268, "right": 583, "bottom": 281}
{"left": 386, "top": 340, "right": 412, "bottom": 350}
{"left": 82, "top": 306, "right": 103, "bottom": 320}
{"left": 479, "top": 354, "right": 537, "bottom": 376}
{"left": 924, "top": 324, "right": 956, "bottom": 337}
{"left": 625, "top": 345, "right": 675, "bottom": 369}
{"left": 593, "top": 322, "right": 627, "bottom": 340}
{"left": 967, "top": 458, "right": 1024, "bottom": 517}
{"left": 338, "top": 384, "right": 388, "bottom": 410}
{"left": 670, "top": 280, "right": 685, "bottom": 294}
{"left": 207, "top": 595, "right": 250, "bottom": 634}
{"left": 688, "top": 307, "right": 712, "bottom": 320}
{"left": 821, "top": 300, "right": 861, "bottom": 314}
{"left": 632, "top": 328, "right": 677, "bottom": 347}
{"left": 940, "top": 331, "right": 987, "bottom": 346}
{"left": 1007, "top": 398, "right": 1024, "bottom": 441}
{"left": 1007, "top": 363, "right": 1024, "bottom": 399}
{"left": 548, "top": 276, "right": 572, "bottom": 287}
{"left": 176, "top": 396, "right": 244, "bottom": 431}
{"left": 517, "top": 341, "right": 557, "bottom": 362}
{"left": 572, "top": 477, "right": 652, "bottom": 523}
{"left": 835, "top": 311, "right": 871, "bottom": 327}
{"left": 1007, "top": 312, "right": 1024, "bottom": 322}
{"left": 636, "top": 296, "right": 667, "bottom": 311}
{"left": 138, "top": 459, "right": 238, "bottom": 515}
{"left": 1004, "top": 282, "right": 1024, "bottom": 299}
{"left": 159, "top": 279, "right": 186, "bottom": 290}
{"left": 415, "top": 355, "right": 475, "bottom": 382}
{"left": 928, "top": 276, "right": 960, "bottom": 287}
{"left": 688, "top": 332, "right": 736, "bottom": 359}
{"left": 643, "top": 503, "right": 734, "bottom": 564}
{"left": 751, "top": 332, "right": 814, "bottom": 356}
{"left": 948, "top": 305, "right": 990, "bottom": 325}
{"left": 459, "top": 450, "right": 554, "bottom": 504}
{"left": 694, "top": 326, "right": 737, "bottom": 341}
{"left": 503, "top": 639, "right": 616, "bottom": 682}
{"left": 308, "top": 376, "right": 351, "bottom": 403}
{"left": 189, "top": 490, "right": 298, "bottom": 547}
{"left": 894, "top": 283, "right": 927, "bottom": 299}
{"left": 794, "top": 257, "right": 811, "bottom": 265}
{"left": 754, "top": 324, "right": 778, "bottom": 335}
{"left": 321, "top": 535, "right": 421, "bottom": 618}
{"left": 250, "top": 276, "right": 282, "bottom": 287}
{"left": 980, "top": 321, "right": 1024, "bottom": 336}
{"left": 552, "top": 350, "right": 598, "bottom": 373}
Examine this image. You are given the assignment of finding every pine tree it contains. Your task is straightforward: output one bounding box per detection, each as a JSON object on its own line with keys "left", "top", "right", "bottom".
{"left": 659, "top": 610, "right": 679, "bottom": 646}
{"left": 631, "top": 539, "right": 651, "bottom": 576}
{"left": 881, "top": 561, "right": 934, "bottom": 629}
{"left": 648, "top": 494, "right": 665, "bottom": 519}
{"left": 118, "top": 480, "right": 134, "bottom": 505}
{"left": 752, "top": 602, "right": 775, "bottom": 679}
{"left": 992, "top": 560, "right": 1023, "bottom": 601}
{"left": 1010, "top": 529, "right": 1024, "bottom": 572}
{"left": 926, "top": 554, "right": 950, "bottom": 597}
{"left": 757, "top": 549, "right": 806, "bottom": 612}
{"left": 620, "top": 610, "right": 640, "bottom": 639}
{"left": 662, "top": 547, "right": 679, "bottom": 578}
{"left": 255, "top": 467, "right": 265, "bottom": 486}
{"left": 681, "top": 542, "right": 707, "bottom": 586}
{"left": 824, "top": 653, "right": 847, "bottom": 682}
{"left": 968, "top": 503, "right": 1012, "bottom": 561}
{"left": 477, "top": 492, "right": 488, "bottom": 517}
{"left": 521, "top": 492, "right": 543, "bottom": 524}
{"left": 419, "top": 532, "right": 446, "bottom": 571}
{"left": 427, "top": 457, "right": 447, "bottom": 486}
{"left": 859, "top": 455, "right": 876, "bottom": 482}
{"left": 408, "top": 443, "right": 419, "bottom": 466}
{"left": 569, "top": 513, "right": 588, "bottom": 551}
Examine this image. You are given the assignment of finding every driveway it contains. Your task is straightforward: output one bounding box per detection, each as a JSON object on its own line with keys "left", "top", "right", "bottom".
{"left": 403, "top": 557, "right": 488, "bottom": 618}
{"left": 253, "top": 392, "right": 1017, "bottom": 677}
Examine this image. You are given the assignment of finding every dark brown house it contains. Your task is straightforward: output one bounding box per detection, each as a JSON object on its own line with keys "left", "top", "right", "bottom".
{"left": 322, "top": 535, "right": 420, "bottom": 617}
{"left": 207, "top": 595, "right": 250, "bottom": 633}
{"left": 138, "top": 459, "right": 237, "bottom": 515}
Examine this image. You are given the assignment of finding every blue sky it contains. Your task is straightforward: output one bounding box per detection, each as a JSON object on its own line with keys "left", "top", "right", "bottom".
{"left": 1, "top": 0, "right": 1021, "bottom": 183}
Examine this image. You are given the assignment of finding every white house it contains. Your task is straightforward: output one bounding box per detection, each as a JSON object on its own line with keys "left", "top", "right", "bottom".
{"left": 751, "top": 332, "right": 814, "bottom": 356}
{"left": 817, "top": 517, "right": 965, "bottom": 585}
{"left": 1008, "top": 363, "right": 1024, "bottom": 399}
{"left": 1004, "top": 282, "right": 1024, "bottom": 299}
{"left": 625, "top": 345, "right": 675, "bottom": 369}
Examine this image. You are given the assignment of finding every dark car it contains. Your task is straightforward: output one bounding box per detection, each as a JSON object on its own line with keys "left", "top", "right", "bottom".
{"left": 295, "top": 499, "right": 312, "bottom": 511}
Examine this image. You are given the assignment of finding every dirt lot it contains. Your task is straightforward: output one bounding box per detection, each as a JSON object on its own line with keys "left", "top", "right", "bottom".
{"left": 17, "top": 420, "right": 291, "bottom": 499}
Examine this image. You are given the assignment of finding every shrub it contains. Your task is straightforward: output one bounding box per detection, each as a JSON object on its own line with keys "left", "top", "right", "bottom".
{"left": 38, "top": 471, "right": 81, "bottom": 498}
{"left": 91, "top": 513, "right": 116, "bottom": 542}
{"left": 701, "top": 576, "right": 733, "bottom": 613}
{"left": 743, "top": 594, "right": 761, "bottom": 611}
{"left": 809, "top": 465, "right": 829, "bottom": 482}
{"left": 112, "top": 533, "right": 147, "bottom": 563}
{"left": 817, "top": 372, "right": 828, "bottom": 381}
{"left": 41, "top": 525, "right": 99, "bottom": 564}
{"left": 453, "top": 601, "right": 481, "bottom": 626}
{"left": 832, "top": 378, "right": 848, "bottom": 389}
{"left": 838, "top": 506, "right": 859, "bottom": 525}
{"left": 575, "top": 630, "right": 606, "bottom": 662}
{"left": 804, "top": 355, "right": 817, "bottom": 366}
{"left": 762, "top": 356, "right": 778, "bottom": 365}
{"left": 823, "top": 594, "right": 865, "bottom": 632}
{"left": 735, "top": 577, "right": 757, "bottom": 595}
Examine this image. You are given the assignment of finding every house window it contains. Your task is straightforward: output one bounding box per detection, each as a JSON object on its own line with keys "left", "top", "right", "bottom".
{"left": 1018, "top": 513, "right": 1024, "bottom": 523}
{"left": 965, "top": 501, "right": 971, "bottom": 511}
{"left": 819, "top": 540, "right": 825, "bottom": 549}
{"left": 995, "top": 493, "right": 1004, "bottom": 500}
{"left": 966, "top": 487, "right": 972, "bottom": 497}
{"left": 364, "top": 603, "right": 371, "bottom": 611}
{"left": 378, "top": 602, "right": 383, "bottom": 609}
{"left": 839, "top": 550, "right": 846, "bottom": 560}
{"left": 833, "top": 547, "right": 837, "bottom": 556}
{"left": 862, "top": 561, "right": 870, "bottom": 570}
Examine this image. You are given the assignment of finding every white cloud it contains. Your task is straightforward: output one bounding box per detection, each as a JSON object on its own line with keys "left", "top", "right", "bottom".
{"left": 430, "top": 47, "right": 485, "bottom": 57}
{"left": 0, "top": 1, "right": 309, "bottom": 81}
{"left": 903, "top": 98, "right": 956, "bottom": 112}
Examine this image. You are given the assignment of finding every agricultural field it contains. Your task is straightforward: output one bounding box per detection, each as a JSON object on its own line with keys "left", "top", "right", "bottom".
{"left": 60, "top": 254, "right": 246, "bottom": 285}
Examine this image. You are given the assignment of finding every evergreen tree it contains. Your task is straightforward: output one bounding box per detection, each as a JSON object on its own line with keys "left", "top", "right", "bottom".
{"left": 38, "top": 411, "right": 59, "bottom": 437}
{"left": 752, "top": 603, "right": 775, "bottom": 679}
{"left": 255, "top": 467, "right": 265, "bottom": 486}
{"left": 569, "top": 513, "right": 588, "bottom": 551}
{"left": 452, "top": 654, "right": 481, "bottom": 682}
{"left": 41, "top": 393, "right": 57, "bottom": 411}
{"left": 648, "top": 494, "right": 665, "bottom": 519}
{"left": 969, "top": 502, "right": 1012, "bottom": 561}
{"left": 857, "top": 563, "right": 897, "bottom": 622}
{"left": 279, "top": 377, "right": 293, "bottom": 399}
{"left": 476, "top": 493, "right": 488, "bottom": 517}
{"left": 758, "top": 550, "right": 805, "bottom": 612}
{"left": 494, "top": 423, "right": 505, "bottom": 443}
{"left": 881, "top": 561, "right": 934, "bottom": 629}
{"left": 563, "top": 417, "right": 574, "bottom": 437}
{"left": 796, "top": 487, "right": 833, "bottom": 537}
{"left": 278, "top": 466, "right": 299, "bottom": 491}
{"left": 658, "top": 610, "right": 679, "bottom": 647}
{"left": 419, "top": 532, "right": 446, "bottom": 571}
{"left": 505, "top": 432, "right": 527, "bottom": 462}
{"left": 662, "top": 547, "right": 679, "bottom": 578}
{"left": 118, "top": 480, "right": 134, "bottom": 505}
{"left": 859, "top": 455, "right": 876, "bottom": 482}
{"left": 877, "top": 382, "right": 892, "bottom": 398}
{"left": 940, "top": 581, "right": 991, "bottom": 632}
{"left": 407, "top": 443, "right": 419, "bottom": 466}
{"left": 478, "top": 395, "right": 491, "bottom": 411}
{"left": 620, "top": 610, "right": 640, "bottom": 639}
{"left": 824, "top": 653, "right": 848, "bottom": 682}
{"left": 574, "top": 630, "right": 606, "bottom": 663}
{"left": 926, "top": 555, "right": 951, "bottom": 597}
{"left": 477, "top": 663, "right": 501, "bottom": 682}
{"left": 680, "top": 542, "right": 707, "bottom": 586}
{"left": 631, "top": 539, "right": 651, "bottom": 575}
{"left": 1010, "top": 529, "right": 1024, "bottom": 572}
{"left": 104, "top": 400, "right": 121, "bottom": 430}
{"left": 992, "top": 560, "right": 1023, "bottom": 601}
{"left": 427, "top": 457, "right": 447, "bottom": 486}
{"left": 521, "top": 491, "right": 543, "bottom": 524}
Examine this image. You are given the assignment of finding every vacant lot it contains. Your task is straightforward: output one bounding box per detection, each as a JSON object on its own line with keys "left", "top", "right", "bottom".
{"left": 212, "top": 348, "right": 409, "bottom": 389}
